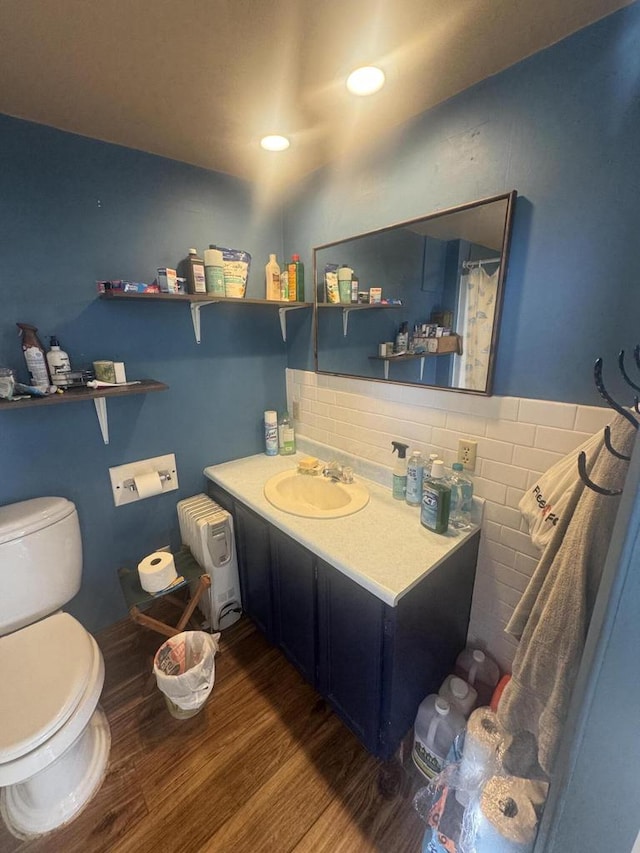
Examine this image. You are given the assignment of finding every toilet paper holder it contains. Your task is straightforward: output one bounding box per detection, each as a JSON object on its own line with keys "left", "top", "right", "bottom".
{"left": 123, "top": 470, "right": 172, "bottom": 492}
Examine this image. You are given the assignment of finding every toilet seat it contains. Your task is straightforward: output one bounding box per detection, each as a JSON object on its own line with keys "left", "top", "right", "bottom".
{"left": 0, "top": 613, "right": 104, "bottom": 787}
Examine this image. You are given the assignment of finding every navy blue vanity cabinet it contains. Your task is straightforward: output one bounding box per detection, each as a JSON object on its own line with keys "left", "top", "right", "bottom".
{"left": 316, "top": 558, "right": 385, "bottom": 754}
{"left": 231, "top": 501, "right": 274, "bottom": 641}
{"left": 205, "top": 480, "right": 479, "bottom": 760}
{"left": 270, "top": 527, "right": 317, "bottom": 685}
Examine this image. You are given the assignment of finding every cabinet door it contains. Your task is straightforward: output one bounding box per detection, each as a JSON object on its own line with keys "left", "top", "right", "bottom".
{"left": 316, "top": 559, "right": 385, "bottom": 754}
{"left": 233, "top": 502, "right": 273, "bottom": 639}
{"left": 270, "top": 529, "right": 317, "bottom": 685}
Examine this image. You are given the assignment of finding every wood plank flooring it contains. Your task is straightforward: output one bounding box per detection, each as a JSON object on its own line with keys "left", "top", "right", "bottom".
{"left": 0, "top": 616, "right": 425, "bottom": 853}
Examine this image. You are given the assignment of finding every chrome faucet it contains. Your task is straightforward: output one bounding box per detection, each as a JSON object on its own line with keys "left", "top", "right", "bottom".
{"left": 322, "top": 461, "right": 354, "bottom": 484}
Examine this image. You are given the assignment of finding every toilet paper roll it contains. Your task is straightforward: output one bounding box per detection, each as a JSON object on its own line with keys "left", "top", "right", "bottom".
{"left": 138, "top": 551, "right": 178, "bottom": 594}
{"left": 134, "top": 471, "right": 164, "bottom": 499}
{"left": 473, "top": 775, "right": 538, "bottom": 853}
{"left": 456, "top": 707, "right": 504, "bottom": 805}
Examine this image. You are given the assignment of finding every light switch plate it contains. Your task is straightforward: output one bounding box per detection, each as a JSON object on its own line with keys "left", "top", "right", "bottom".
{"left": 109, "top": 454, "right": 179, "bottom": 506}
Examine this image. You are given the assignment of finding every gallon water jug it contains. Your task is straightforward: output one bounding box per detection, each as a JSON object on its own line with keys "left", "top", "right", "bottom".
{"left": 412, "top": 695, "right": 466, "bottom": 780}
{"left": 438, "top": 674, "right": 477, "bottom": 718}
{"left": 454, "top": 648, "right": 500, "bottom": 707}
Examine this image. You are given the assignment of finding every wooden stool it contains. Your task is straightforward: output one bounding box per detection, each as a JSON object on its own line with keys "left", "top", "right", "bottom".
{"left": 117, "top": 549, "right": 211, "bottom": 639}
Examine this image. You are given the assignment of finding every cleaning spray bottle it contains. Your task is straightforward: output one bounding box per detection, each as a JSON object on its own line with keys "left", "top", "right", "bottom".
{"left": 391, "top": 441, "right": 409, "bottom": 500}
{"left": 17, "top": 323, "right": 52, "bottom": 391}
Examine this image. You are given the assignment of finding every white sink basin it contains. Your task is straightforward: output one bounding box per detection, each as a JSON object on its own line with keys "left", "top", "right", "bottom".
{"left": 264, "top": 470, "right": 369, "bottom": 519}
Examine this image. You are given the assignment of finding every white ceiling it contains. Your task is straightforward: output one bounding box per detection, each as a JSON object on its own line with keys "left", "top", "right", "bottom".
{"left": 0, "top": 0, "right": 631, "bottom": 187}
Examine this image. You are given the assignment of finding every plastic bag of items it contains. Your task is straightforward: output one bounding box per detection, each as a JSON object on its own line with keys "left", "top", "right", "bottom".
{"left": 414, "top": 707, "right": 548, "bottom": 853}
{"left": 153, "top": 631, "right": 220, "bottom": 719}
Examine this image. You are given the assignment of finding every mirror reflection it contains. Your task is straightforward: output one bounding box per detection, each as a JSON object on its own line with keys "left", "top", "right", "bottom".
{"left": 313, "top": 191, "right": 517, "bottom": 395}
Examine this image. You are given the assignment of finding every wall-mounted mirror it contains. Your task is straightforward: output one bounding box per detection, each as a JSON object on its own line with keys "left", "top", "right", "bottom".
{"left": 313, "top": 191, "right": 517, "bottom": 395}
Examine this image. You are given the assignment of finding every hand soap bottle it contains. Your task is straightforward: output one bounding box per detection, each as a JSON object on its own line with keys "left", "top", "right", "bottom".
{"left": 278, "top": 411, "right": 296, "bottom": 455}
{"left": 391, "top": 441, "right": 409, "bottom": 500}
{"left": 421, "top": 459, "right": 450, "bottom": 533}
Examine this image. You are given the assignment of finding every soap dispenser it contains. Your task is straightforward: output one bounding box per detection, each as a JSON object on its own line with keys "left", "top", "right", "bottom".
{"left": 391, "top": 441, "right": 409, "bottom": 500}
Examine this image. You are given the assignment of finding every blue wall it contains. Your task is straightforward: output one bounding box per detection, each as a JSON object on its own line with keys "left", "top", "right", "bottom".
{"left": 0, "top": 116, "right": 286, "bottom": 631}
{"left": 284, "top": 3, "right": 640, "bottom": 407}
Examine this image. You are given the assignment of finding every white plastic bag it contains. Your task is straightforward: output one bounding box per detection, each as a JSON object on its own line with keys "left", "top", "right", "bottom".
{"left": 518, "top": 428, "right": 604, "bottom": 551}
{"left": 153, "top": 631, "right": 220, "bottom": 714}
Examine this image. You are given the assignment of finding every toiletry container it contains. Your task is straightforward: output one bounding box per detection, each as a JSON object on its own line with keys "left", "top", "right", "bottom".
{"left": 438, "top": 674, "right": 477, "bottom": 718}
{"left": 288, "top": 255, "right": 305, "bottom": 302}
{"left": 421, "top": 459, "right": 451, "bottom": 533}
{"left": 280, "top": 267, "right": 289, "bottom": 300}
{"left": 391, "top": 441, "right": 409, "bottom": 500}
{"left": 406, "top": 450, "right": 424, "bottom": 506}
{"left": 454, "top": 648, "right": 500, "bottom": 706}
{"left": 265, "top": 254, "right": 281, "bottom": 300}
{"left": 337, "top": 266, "right": 353, "bottom": 304}
{"left": 46, "top": 336, "right": 71, "bottom": 387}
{"left": 17, "top": 323, "right": 51, "bottom": 390}
{"left": 395, "top": 321, "right": 409, "bottom": 354}
{"left": 449, "top": 462, "right": 474, "bottom": 529}
{"left": 278, "top": 411, "right": 296, "bottom": 455}
{"left": 181, "top": 248, "right": 206, "bottom": 294}
{"left": 412, "top": 695, "right": 465, "bottom": 780}
{"left": 424, "top": 453, "right": 439, "bottom": 479}
{"left": 264, "top": 410, "right": 278, "bottom": 456}
{"left": 204, "top": 246, "right": 225, "bottom": 295}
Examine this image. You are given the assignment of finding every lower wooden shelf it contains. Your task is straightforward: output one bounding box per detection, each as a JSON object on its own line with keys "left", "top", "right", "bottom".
{"left": 0, "top": 379, "right": 168, "bottom": 444}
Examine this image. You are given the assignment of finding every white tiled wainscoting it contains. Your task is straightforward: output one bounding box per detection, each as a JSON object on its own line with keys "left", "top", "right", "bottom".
{"left": 286, "top": 369, "right": 612, "bottom": 672}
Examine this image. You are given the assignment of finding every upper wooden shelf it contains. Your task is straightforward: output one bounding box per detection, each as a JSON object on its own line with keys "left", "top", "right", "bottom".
{"left": 99, "top": 291, "right": 312, "bottom": 342}
{"left": 0, "top": 379, "right": 168, "bottom": 444}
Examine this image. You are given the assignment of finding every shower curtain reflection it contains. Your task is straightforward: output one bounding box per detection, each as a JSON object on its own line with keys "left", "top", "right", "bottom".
{"left": 455, "top": 264, "right": 500, "bottom": 391}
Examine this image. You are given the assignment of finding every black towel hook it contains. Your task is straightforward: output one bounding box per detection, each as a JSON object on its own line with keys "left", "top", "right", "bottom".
{"left": 578, "top": 450, "right": 623, "bottom": 496}
{"left": 618, "top": 350, "right": 640, "bottom": 393}
{"left": 594, "top": 358, "right": 639, "bottom": 429}
{"left": 604, "top": 425, "right": 631, "bottom": 461}
{"left": 634, "top": 344, "right": 640, "bottom": 373}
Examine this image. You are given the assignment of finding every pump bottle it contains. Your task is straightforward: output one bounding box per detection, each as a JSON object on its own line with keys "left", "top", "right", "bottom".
{"left": 46, "top": 336, "right": 71, "bottom": 387}
{"left": 391, "top": 441, "right": 409, "bottom": 500}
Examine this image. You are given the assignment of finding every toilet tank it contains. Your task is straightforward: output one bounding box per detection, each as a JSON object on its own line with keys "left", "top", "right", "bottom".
{"left": 0, "top": 497, "right": 82, "bottom": 636}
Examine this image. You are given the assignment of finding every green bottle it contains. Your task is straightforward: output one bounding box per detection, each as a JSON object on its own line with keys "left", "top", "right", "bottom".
{"left": 420, "top": 459, "right": 451, "bottom": 534}
{"left": 288, "top": 254, "right": 305, "bottom": 302}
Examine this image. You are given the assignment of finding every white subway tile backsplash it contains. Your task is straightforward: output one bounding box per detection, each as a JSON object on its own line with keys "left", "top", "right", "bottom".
{"left": 518, "top": 398, "right": 576, "bottom": 429}
{"left": 287, "top": 368, "right": 589, "bottom": 669}
{"left": 534, "top": 426, "right": 591, "bottom": 454}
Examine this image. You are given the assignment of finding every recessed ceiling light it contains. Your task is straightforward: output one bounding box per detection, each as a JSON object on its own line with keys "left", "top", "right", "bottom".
{"left": 260, "top": 135, "right": 290, "bottom": 152}
{"left": 346, "top": 66, "right": 385, "bottom": 96}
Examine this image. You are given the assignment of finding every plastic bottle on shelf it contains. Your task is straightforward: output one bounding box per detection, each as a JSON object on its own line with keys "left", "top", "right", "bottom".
{"left": 438, "top": 674, "right": 477, "bottom": 718}
{"left": 204, "top": 246, "right": 225, "bottom": 295}
{"left": 264, "top": 410, "right": 278, "bottom": 456}
{"left": 421, "top": 459, "right": 451, "bottom": 534}
{"left": 181, "top": 248, "right": 206, "bottom": 294}
{"left": 412, "top": 695, "right": 466, "bottom": 780}
{"left": 405, "top": 450, "right": 424, "bottom": 506}
{"left": 288, "top": 255, "right": 305, "bottom": 302}
{"left": 280, "top": 267, "right": 289, "bottom": 301}
{"left": 46, "top": 336, "right": 72, "bottom": 387}
{"left": 391, "top": 441, "right": 409, "bottom": 500}
{"left": 265, "top": 254, "right": 281, "bottom": 300}
{"left": 16, "top": 323, "right": 52, "bottom": 391}
{"left": 449, "top": 462, "right": 473, "bottom": 529}
{"left": 454, "top": 648, "right": 500, "bottom": 707}
{"left": 278, "top": 411, "right": 296, "bottom": 455}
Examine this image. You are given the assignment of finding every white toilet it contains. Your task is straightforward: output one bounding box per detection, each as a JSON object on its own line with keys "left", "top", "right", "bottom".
{"left": 0, "top": 497, "right": 111, "bottom": 839}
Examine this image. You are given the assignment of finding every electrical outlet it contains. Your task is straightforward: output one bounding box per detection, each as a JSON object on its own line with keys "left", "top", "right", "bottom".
{"left": 457, "top": 439, "right": 478, "bottom": 471}
{"left": 292, "top": 400, "right": 300, "bottom": 420}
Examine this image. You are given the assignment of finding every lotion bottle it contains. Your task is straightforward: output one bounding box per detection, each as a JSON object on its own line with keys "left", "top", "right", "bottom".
{"left": 265, "top": 254, "right": 281, "bottom": 300}
{"left": 46, "top": 336, "right": 71, "bottom": 387}
{"left": 391, "top": 441, "right": 409, "bottom": 500}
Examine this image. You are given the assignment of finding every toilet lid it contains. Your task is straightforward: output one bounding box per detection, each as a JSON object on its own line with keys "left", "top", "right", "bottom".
{"left": 0, "top": 612, "right": 95, "bottom": 763}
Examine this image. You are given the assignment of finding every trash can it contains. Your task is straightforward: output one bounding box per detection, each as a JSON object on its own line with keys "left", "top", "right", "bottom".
{"left": 153, "top": 631, "right": 220, "bottom": 719}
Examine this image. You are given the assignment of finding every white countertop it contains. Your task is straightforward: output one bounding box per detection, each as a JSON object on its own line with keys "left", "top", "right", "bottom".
{"left": 204, "top": 452, "right": 481, "bottom": 607}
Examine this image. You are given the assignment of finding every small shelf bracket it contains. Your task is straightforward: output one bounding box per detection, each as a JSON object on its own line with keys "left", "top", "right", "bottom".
{"left": 189, "top": 299, "right": 220, "bottom": 343}
{"left": 342, "top": 308, "right": 355, "bottom": 337}
{"left": 93, "top": 397, "right": 109, "bottom": 444}
{"left": 278, "top": 305, "right": 306, "bottom": 342}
